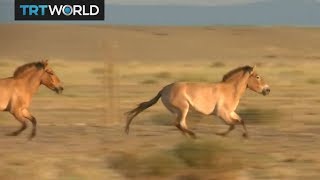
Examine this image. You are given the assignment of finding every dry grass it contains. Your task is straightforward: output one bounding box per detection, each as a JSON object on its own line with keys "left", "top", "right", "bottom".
{"left": 306, "top": 78, "right": 320, "bottom": 85}
{"left": 109, "top": 139, "right": 243, "bottom": 179}
{"left": 0, "top": 25, "right": 320, "bottom": 179}
{"left": 153, "top": 71, "right": 172, "bottom": 79}
{"left": 140, "top": 79, "right": 158, "bottom": 84}
{"left": 149, "top": 113, "right": 173, "bottom": 126}
{"left": 90, "top": 67, "right": 105, "bottom": 75}
{"left": 109, "top": 151, "right": 183, "bottom": 178}
{"left": 172, "top": 140, "right": 242, "bottom": 170}
{"left": 238, "top": 108, "right": 281, "bottom": 124}
{"left": 210, "top": 61, "right": 226, "bottom": 68}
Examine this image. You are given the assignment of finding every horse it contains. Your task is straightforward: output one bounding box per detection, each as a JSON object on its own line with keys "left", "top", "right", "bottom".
{"left": 0, "top": 60, "right": 64, "bottom": 139}
{"left": 125, "top": 65, "right": 270, "bottom": 138}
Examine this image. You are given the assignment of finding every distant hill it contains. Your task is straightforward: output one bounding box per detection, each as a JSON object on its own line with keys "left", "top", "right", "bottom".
{"left": 1, "top": 25, "right": 320, "bottom": 62}
{"left": 106, "top": 0, "right": 320, "bottom": 26}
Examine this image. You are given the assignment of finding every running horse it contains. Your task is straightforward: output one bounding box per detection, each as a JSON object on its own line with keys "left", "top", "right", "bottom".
{"left": 125, "top": 65, "right": 270, "bottom": 138}
{"left": 0, "top": 60, "right": 63, "bottom": 139}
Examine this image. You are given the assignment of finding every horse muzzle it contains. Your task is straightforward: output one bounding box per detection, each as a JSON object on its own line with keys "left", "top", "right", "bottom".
{"left": 54, "top": 86, "right": 64, "bottom": 94}
{"left": 262, "top": 87, "right": 270, "bottom": 96}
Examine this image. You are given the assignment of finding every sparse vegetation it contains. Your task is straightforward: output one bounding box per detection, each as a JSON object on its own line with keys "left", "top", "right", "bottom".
{"left": 1, "top": 25, "right": 320, "bottom": 180}
{"left": 306, "top": 78, "right": 320, "bottom": 84}
{"left": 177, "top": 73, "right": 211, "bottom": 82}
{"left": 152, "top": 32, "right": 169, "bottom": 36}
{"left": 172, "top": 140, "right": 232, "bottom": 168}
{"left": 141, "top": 79, "right": 158, "bottom": 84}
{"left": 0, "top": 62, "right": 11, "bottom": 66}
{"left": 239, "top": 108, "right": 281, "bottom": 124}
{"left": 153, "top": 71, "right": 172, "bottom": 79}
{"left": 110, "top": 139, "right": 243, "bottom": 179}
{"left": 255, "top": 62, "right": 265, "bottom": 67}
{"left": 90, "top": 68, "right": 105, "bottom": 75}
{"left": 150, "top": 113, "right": 173, "bottom": 126}
{"left": 279, "top": 70, "right": 305, "bottom": 76}
{"left": 109, "top": 151, "right": 183, "bottom": 177}
{"left": 264, "top": 54, "right": 277, "bottom": 59}
{"left": 210, "top": 61, "right": 226, "bottom": 68}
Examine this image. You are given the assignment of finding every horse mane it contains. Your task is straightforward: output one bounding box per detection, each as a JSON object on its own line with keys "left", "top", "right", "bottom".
{"left": 222, "top": 65, "right": 253, "bottom": 82}
{"left": 13, "top": 61, "right": 45, "bottom": 78}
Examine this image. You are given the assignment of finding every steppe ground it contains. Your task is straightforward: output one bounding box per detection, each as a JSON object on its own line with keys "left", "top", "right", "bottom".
{"left": 0, "top": 25, "right": 319, "bottom": 179}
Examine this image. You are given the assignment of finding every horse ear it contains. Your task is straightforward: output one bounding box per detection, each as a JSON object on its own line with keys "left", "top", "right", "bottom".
{"left": 250, "top": 65, "right": 256, "bottom": 75}
{"left": 41, "top": 59, "right": 49, "bottom": 67}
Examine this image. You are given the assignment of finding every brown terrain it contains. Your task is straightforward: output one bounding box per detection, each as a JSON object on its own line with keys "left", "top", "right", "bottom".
{"left": 0, "top": 24, "right": 319, "bottom": 179}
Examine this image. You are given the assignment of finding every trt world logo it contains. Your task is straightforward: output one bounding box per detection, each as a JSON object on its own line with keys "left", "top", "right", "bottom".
{"left": 15, "top": 0, "right": 104, "bottom": 20}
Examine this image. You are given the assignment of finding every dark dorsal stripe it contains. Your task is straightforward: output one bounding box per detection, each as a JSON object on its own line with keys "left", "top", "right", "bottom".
{"left": 13, "top": 62, "right": 45, "bottom": 78}
{"left": 222, "top": 65, "right": 253, "bottom": 82}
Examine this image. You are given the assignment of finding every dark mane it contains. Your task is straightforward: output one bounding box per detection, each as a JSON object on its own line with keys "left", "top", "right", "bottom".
{"left": 222, "top": 65, "right": 253, "bottom": 82}
{"left": 13, "top": 62, "right": 45, "bottom": 78}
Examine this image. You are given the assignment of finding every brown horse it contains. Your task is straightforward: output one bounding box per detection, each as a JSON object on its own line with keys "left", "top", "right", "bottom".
{"left": 0, "top": 60, "right": 63, "bottom": 139}
{"left": 125, "top": 65, "right": 270, "bottom": 138}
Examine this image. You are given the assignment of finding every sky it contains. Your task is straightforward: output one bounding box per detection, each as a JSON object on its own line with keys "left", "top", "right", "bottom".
{"left": 106, "top": 0, "right": 320, "bottom": 26}
{"left": 1, "top": 0, "right": 320, "bottom": 26}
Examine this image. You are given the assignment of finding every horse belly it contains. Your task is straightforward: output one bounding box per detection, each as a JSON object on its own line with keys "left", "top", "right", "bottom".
{"left": 0, "top": 104, "right": 8, "bottom": 111}
{"left": 0, "top": 80, "right": 14, "bottom": 111}
{"left": 190, "top": 97, "right": 217, "bottom": 115}
{"left": 0, "top": 98, "right": 9, "bottom": 111}
{"left": 184, "top": 84, "right": 218, "bottom": 115}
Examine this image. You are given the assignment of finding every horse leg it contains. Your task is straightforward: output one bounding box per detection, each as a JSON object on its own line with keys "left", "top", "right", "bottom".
{"left": 162, "top": 95, "right": 195, "bottom": 138}
{"left": 162, "top": 101, "right": 188, "bottom": 136}
{"left": 178, "top": 105, "right": 196, "bottom": 139}
{"left": 240, "top": 119, "right": 248, "bottom": 138}
{"left": 22, "top": 109, "right": 37, "bottom": 139}
{"left": 216, "top": 112, "right": 248, "bottom": 138}
{"left": 231, "top": 112, "right": 248, "bottom": 138}
{"left": 216, "top": 111, "right": 238, "bottom": 137}
{"left": 241, "top": 121, "right": 248, "bottom": 138}
{"left": 215, "top": 125, "right": 235, "bottom": 136}
{"left": 6, "top": 112, "right": 27, "bottom": 136}
{"left": 174, "top": 114, "right": 187, "bottom": 136}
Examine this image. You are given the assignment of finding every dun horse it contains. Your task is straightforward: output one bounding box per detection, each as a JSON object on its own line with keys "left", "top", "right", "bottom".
{"left": 0, "top": 60, "right": 63, "bottom": 139}
{"left": 126, "top": 65, "right": 270, "bottom": 138}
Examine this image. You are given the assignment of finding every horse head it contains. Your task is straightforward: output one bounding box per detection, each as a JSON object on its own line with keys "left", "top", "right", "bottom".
{"left": 247, "top": 65, "right": 270, "bottom": 96}
{"left": 40, "top": 60, "right": 64, "bottom": 94}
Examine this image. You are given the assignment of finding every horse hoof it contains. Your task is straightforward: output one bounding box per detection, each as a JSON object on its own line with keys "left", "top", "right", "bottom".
{"left": 190, "top": 134, "right": 197, "bottom": 139}
{"left": 6, "top": 132, "right": 19, "bottom": 136}
{"left": 187, "top": 132, "right": 197, "bottom": 139}
{"left": 242, "top": 133, "right": 249, "bottom": 138}
{"left": 215, "top": 132, "right": 227, "bottom": 137}
{"left": 28, "top": 133, "right": 36, "bottom": 140}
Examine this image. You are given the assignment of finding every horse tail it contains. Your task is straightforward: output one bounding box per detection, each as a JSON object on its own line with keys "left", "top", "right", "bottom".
{"left": 125, "top": 90, "right": 162, "bottom": 134}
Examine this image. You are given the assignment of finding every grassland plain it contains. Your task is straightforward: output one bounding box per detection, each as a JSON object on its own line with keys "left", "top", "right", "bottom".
{"left": 0, "top": 25, "right": 320, "bottom": 179}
